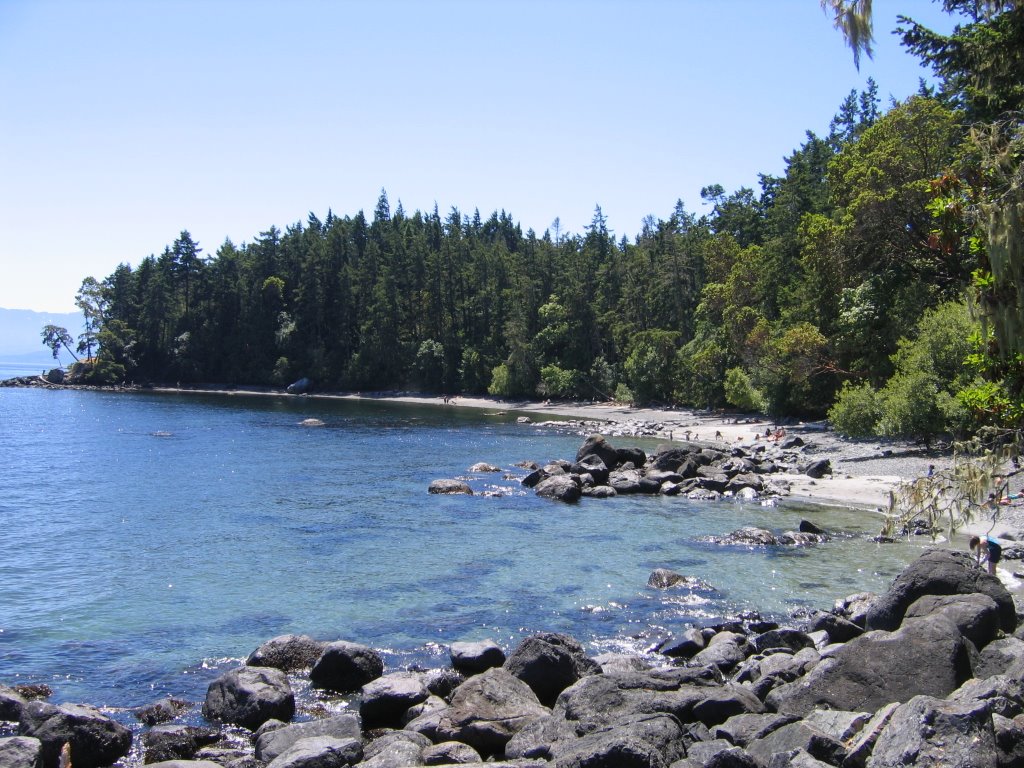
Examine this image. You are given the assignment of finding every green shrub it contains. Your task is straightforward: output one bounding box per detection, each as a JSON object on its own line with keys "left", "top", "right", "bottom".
{"left": 614, "top": 382, "right": 634, "bottom": 405}
{"left": 828, "top": 381, "right": 882, "bottom": 436}
{"left": 724, "top": 367, "right": 764, "bottom": 412}
{"left": 487, "top": 363, "right": 513, "bottom": 397}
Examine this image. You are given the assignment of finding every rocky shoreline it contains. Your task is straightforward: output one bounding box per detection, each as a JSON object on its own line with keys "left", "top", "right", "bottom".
{"left": 3, "top": 549, "right": 1024, "bottom": 768}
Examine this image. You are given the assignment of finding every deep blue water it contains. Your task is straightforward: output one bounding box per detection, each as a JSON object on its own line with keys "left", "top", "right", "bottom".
{"left": 0, "top": 387, "right": 926, "bottom": 716}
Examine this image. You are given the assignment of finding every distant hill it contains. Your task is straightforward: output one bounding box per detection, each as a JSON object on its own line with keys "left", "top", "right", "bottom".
{"left": 0, "top": 307, "right": 84, "bottom": 365}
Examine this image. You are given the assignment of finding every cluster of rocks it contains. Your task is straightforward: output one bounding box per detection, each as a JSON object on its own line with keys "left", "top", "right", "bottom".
{"left": 507, "top": 434, "right": 830, "bottom": 504}
{"left": 4, "top": 549, "right": 1024, "bottom": 768}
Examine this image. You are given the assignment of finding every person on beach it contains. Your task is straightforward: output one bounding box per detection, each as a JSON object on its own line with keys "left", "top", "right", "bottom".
{"left": 969, "top": 534, "right": 1002, "bottom": 575}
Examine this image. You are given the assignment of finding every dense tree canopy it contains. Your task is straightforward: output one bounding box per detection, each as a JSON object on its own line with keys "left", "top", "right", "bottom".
{"left": 61, "top": 2, "right": 1023, "bottom": 441}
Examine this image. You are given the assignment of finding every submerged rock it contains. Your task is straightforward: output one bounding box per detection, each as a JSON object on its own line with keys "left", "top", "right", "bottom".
{"left": 428, "top": 479, "right": 474, "bottom": 495}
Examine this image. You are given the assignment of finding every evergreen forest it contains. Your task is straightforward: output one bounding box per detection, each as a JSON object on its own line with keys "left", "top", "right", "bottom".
{"left": 49, "top": 1, "right": 1024, "bottom": 442}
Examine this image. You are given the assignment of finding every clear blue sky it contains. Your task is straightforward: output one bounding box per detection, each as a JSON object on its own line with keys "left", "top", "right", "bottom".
{"left": 0, "top": 0, "right": 957, "bottom": 312}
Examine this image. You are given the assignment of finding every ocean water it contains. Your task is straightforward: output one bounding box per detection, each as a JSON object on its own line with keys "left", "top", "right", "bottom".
{"left": 0, "top": 387, "right": 927, "bottom": 717}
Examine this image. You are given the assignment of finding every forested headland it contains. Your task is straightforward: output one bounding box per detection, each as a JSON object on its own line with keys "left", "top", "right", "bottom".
{"left": 48, "top": 2, "right": 1023, "bottom": 443}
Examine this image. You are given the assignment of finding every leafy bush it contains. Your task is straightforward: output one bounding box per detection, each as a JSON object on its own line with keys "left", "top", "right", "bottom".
{"left": 537, "top": 364, "right": 578, "bottom": 398}
{"left": 614, "top": 382, "right": 634, "bottom": 405}
{"left": 828, "top": 381, "right": 882, "bottom": 436}
{"left": 487, "top": 363, "right": 513, "bottom": 397}
{"left": 724, "top": 367, "right": 764, "bottom": 411}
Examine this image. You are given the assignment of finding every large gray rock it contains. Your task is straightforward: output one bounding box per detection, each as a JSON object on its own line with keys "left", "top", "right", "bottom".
{"left": 503, "top": 632, "right": 600, "bottom": 706}
{"left": 266, "top": 736, "right": 363, "bottom": 768}
{"left": 255, "top": 714, "right": 362, "bottom": 763}
{"left": 766, "top": 614, "right": 974, "bottom": 717}
{"left": 865, "top": 549, "right": 1015, "bottom": 632}
{"left": 550, "top": 712, "right": 686, "bottom": 768}
{"left": 974, "top": 636, "right": 1024, "bottom": 679}
{"left": 904, "top": 592, "right": 1002, "bottom": 648}
{"left": 712, "top": 713, "right": 798, "bottom": 747}
{"left": 450, "top": 640, "right": 506, "bottom": 674}
{"left": 360, "top": 671, "right": 429, "bottom": 727}
{"left": 575, "top": 435, "right": 620, "bottom": 470}
{"left": 18, "top": 701, "right": 132, "bottom": 768}
{"left": 947, "top": 674, "right": 1024, "bottom": 719}
{"left": 534, "top": 475, "right": 581, "bottom": 503}
{"left": 0, "top": 736, "right": 43, "bottom": 768}
{"left": 806, "top": 612, "right": 863, "bottom": 644}
{"left": 310, "top": 640, "right": 383, "bottom": 692}
{"left": 552, "top": 672, "right": 759, "bottom": 734}
{"left": 142, "top": 724, "right": 220, "bottom": 763}
{"left": 746, "top": 721, "right": 846, "bottom": 767}
{"left": 202, "top": 666, "right": 295, "bottom": 730}
{"left": 351, "top": 731, "right": 428, "bottom": 768}
{"left": 0, "top": 684, "right": 28, "bottom": 722}
{"left": 866, "top": 694, "right": 997, "bottom": 767}
{"left": 247, "top": 634, "right": 327, "bottom": 671}
{"left": 690, "top": 632, "right": 753, "bottom": 672}
{"left": 435, "top": 668, "right": 550, "bottom": 755}
{"left": 133, "top": 697, "right": 189, "bottom": 726}
{"left": 571, "top": 455, "right": 609, "bottom": 485}
{"left": 421, "top": 740, "right": 482, "bottom": 765}
{"left": 428, "top": 479, "right": 473, "bottom": 495}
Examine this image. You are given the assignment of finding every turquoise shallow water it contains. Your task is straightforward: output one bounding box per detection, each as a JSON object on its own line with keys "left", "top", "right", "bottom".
{"left": 0, "top": 388, "right": 926, "bottom": 711}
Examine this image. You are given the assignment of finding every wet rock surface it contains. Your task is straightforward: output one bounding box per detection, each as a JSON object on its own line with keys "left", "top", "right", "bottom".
{"left": 3, "top": 548, "right": 1021, "bottom": 768}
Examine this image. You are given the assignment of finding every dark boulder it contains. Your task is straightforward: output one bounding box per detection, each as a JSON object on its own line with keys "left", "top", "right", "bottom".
{"left": 359, "top": 671, "right": 429, "bottom": 727}
{"left": 142, "top": 724, "right": 220, "bottom": 764}
{"left": 690, "top": 632, "right": 753, "bottom": 672}
{"left": 359, "top": 730, "right": 430, "bottom": 768}
{"left": 615, "top": 447, "right": 647, "bottom": 470}
{"left": 18, "top": 701, "right": 132, "bottom": 768}
{"left": 575, "top": 435, "right": 619, "bottom": 470}
{"left": 551, "top": 712, "right": 687, "bottom": 768}
{"left": 904, "top": 592, "right": 1002, "bottom": 648}
{"left": 202, "top": 666, "right": 295, "bottom": 730}
{"left": 309, "top": 640, "right": 383, "bottom": 693}
{"left": 504, "top": 632, "right": 600, "bottom": 706}
{"left": 751, "top": 629, "right": 814, "bottom": 655}
{"left": 521, "top": 468, "right": 546, "bottom": 488}
{"left": 865, "top": 549, "right": 1016, "bottom": 632}
{"left": 868, "top": 694, "right": 997, "bottom": 767}
{"left": 798, "top": 520, "right": 825, "bottom": 535}
{"left": 266, "top": 735, "right": 363, "bottom": 768}
{"left": 435, "top": 668, "right": 550, "bottom": 755}
{"left": 255, "top": 714, "right": 362, "bottom": 764}
{"left": 133, "top": 697, "right": 189, "bottom": 726}
{"left": 608, "top": 469, "right": 643, "bottom": 494}
{"left": 0, "top": 736, "right": 43, "bottom": 768}
{"left": 712, "top": 713, "right": 799, "bottom": 747}
{"left": 247, "top": 634, "right": 327, "bottom": 672}
{"left": 745, "top": 721, "right": 846, "bottom": 767}
{"left": 422, "top": 740, "right": 482, "bottom": 765}
{"left": 650, "top": 448, "right": 691, "bottom": 472}
{"left": 801, "top": 459, "right": 831, "bottom": 479}
{"left": 428, "top": 479, "right": 473, "bottom": 495}
{"left": 450, "top": 640, "right": 506, "bottom": 674}
{"left": 535, "top": 475, "right": 581, "bottom": 503}
{"left": 0, "top": 684, "right": 28, "bottom": 722}
{"left": 974, "top": 636, "right": 1024, "bottom": 679}
{"left": 806, "top": 612, "right": 863, "bottom": 644}
{"left": 766, "top": 614, "right": 974, "bottom": 717}
{"left": 657, "top": 628, "right": 706, "bottom": 659}
{"left": 570, "top": 455, "right": 609, "bottom": 485}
